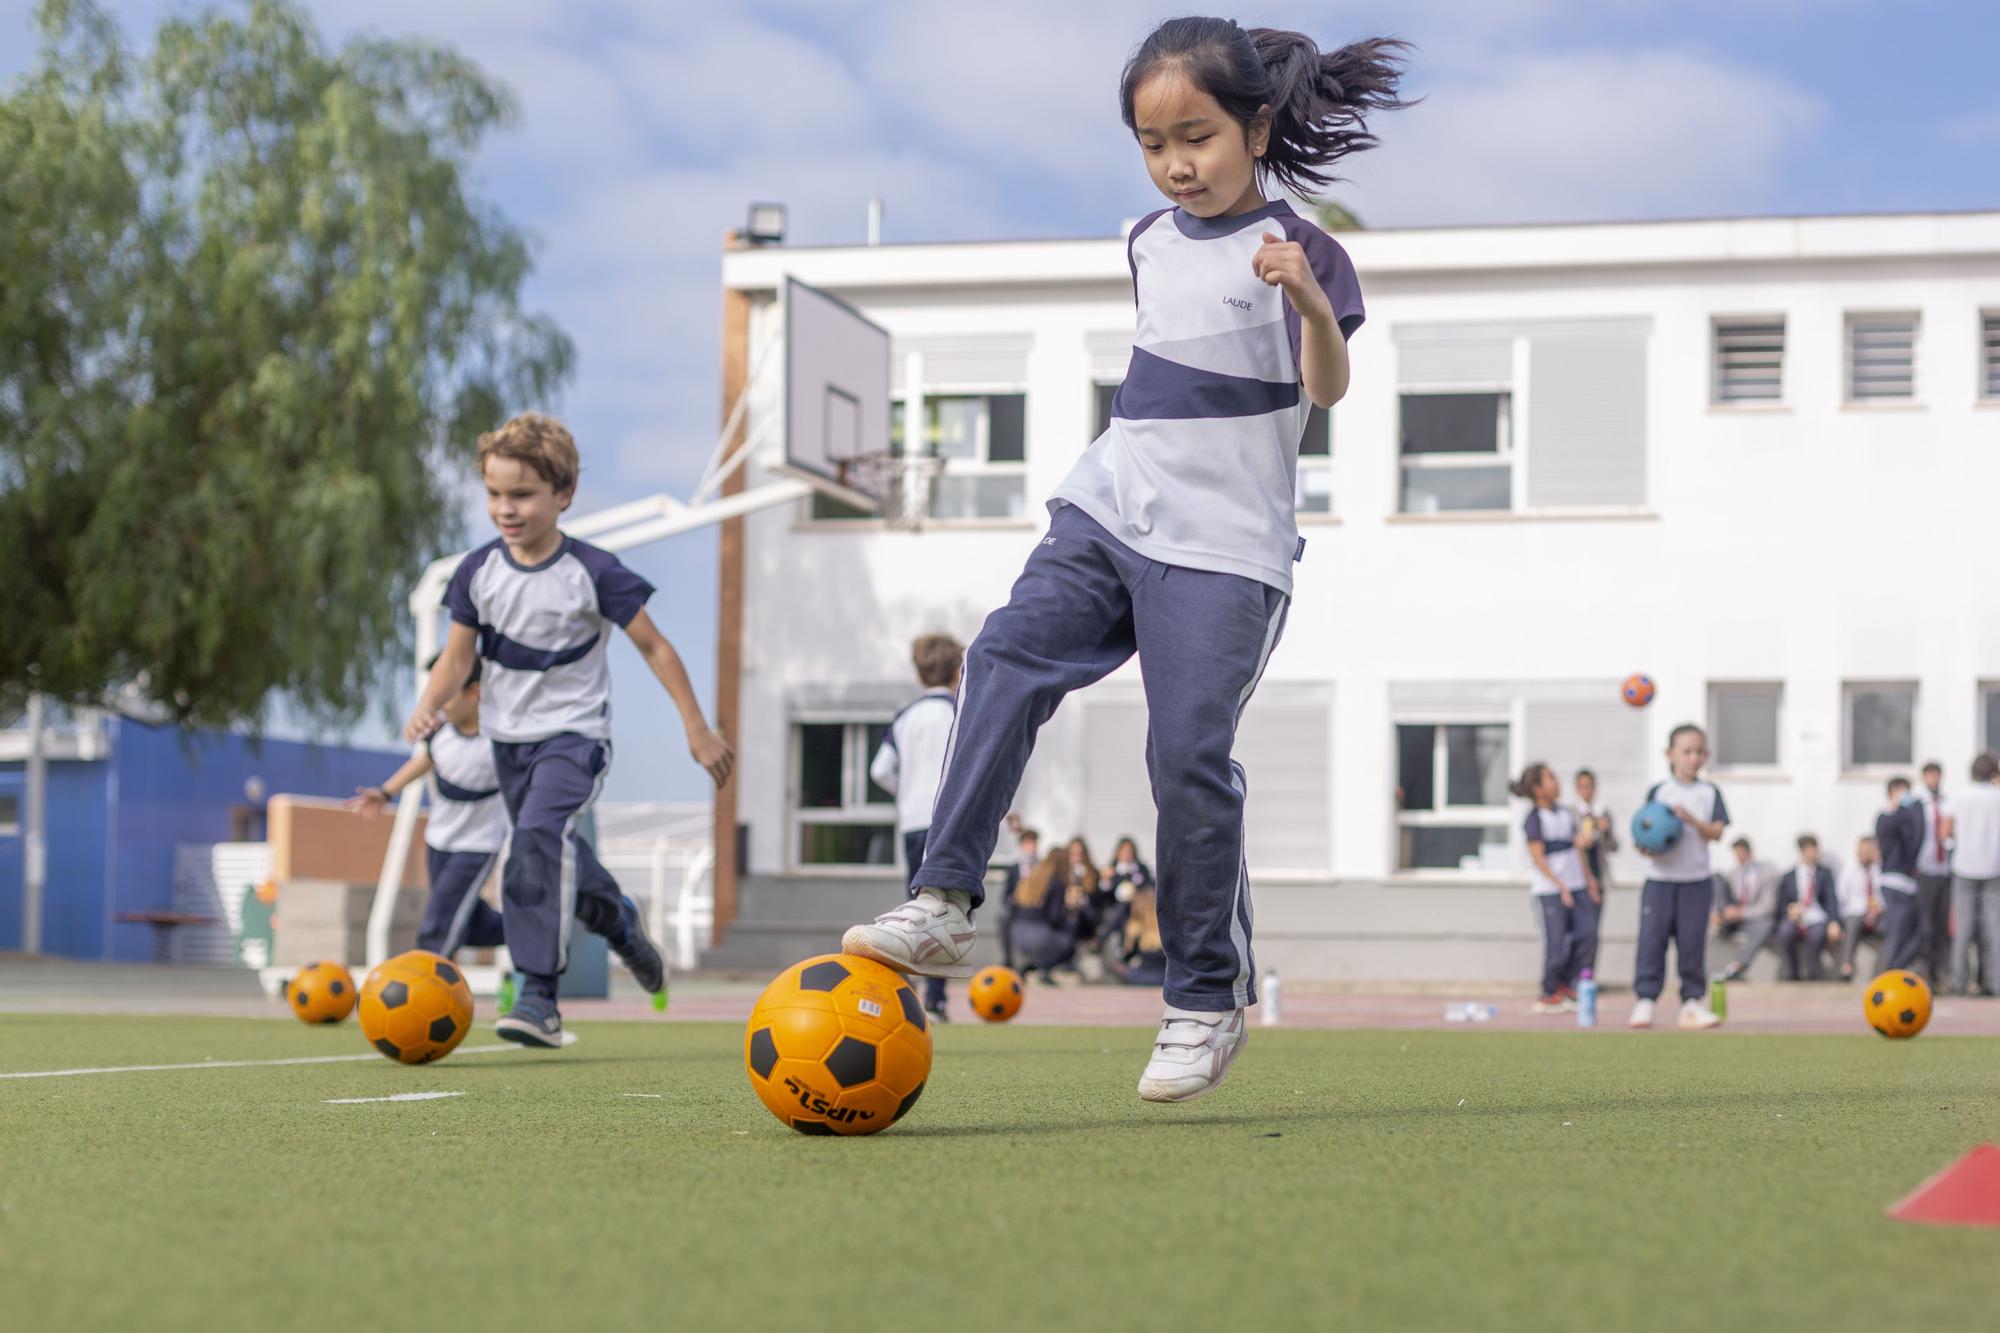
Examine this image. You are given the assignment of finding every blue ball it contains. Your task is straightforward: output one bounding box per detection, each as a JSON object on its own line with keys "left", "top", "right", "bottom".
{"left": 1631, "top": 801, "right": 1684, "bottom": 855}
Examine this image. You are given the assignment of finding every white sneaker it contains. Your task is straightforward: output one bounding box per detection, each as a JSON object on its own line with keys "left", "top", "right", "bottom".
{"left": 1137, "top": 1005, "right": 1247, "bottom": 1103}
{"left": 1628, "top": 998, "right": 1655, "bottom": 1029}
{"left": 840, "top": 888, "right": 978, "bottom": 978}
{"left": 1679, "top": 1001, "right": 1722, "bottom": 1030}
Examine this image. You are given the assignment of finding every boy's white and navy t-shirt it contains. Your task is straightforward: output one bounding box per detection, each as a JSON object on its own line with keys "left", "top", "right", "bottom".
{"left": 1523, "top": 805, "right": 1585, "bottom": 895}
{"left": 869, "top": 688, "right": 956, "bottom": 836}
{"left": 1052, "top": 198, "right": 1364, "bottom": 595}
{"left": 443, "top": 535, "right": 654, "bottom": 743}
{"left": 424, "top": 724, "right": 508, "bottom": 854}
{"left": 1644, "top": 776, "right": 1729, "bottom": 883}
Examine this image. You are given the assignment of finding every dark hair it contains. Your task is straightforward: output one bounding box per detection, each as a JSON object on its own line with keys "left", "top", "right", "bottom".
{"left": 1922, "top": 760, "right": 1942, "bottom": 775}
{"left": 1668, "top": 723, "right": 1706, "bottom": 748}
{"left": 1975, "top": 752, "right": 1999, "bottom": 783}
{"left": 1119, "top": 19, "right": 1411, "bottom": 199}
{"left": 1018, "top": 827, "right": 1041, "bottom": 846}
{"left": 1797, "top": 834, "right": 1819, "bottom": 852}
{"left": 1114, "top": 836, "right": 1141, "bottom": 861}
{"left": 1731, "top": 837, "right": 1751, "bottom": 852}
{"left": 1887, "top": 775, "right": 1911, "bottom": 796}
{"left": 1509, "top": 762, "right": 1553, "bottom": 800}
{"left": 423, "top": 650, "right": 480, "bottom": 690}
{"left": 1574, "top": 767, "right": 1597, "bottom": 783}
{"left": 912, "top": 633, "right": 964, "bottom": 689}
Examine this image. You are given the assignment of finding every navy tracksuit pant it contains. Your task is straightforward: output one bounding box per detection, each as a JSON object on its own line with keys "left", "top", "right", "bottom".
{"left": 1634, "top": 878, "right": 1715, "bottom": 1003}
{"left": 491, "top": 734, "right": 628, "bottom": 1000}
{"left": 1535, "top": 892, "right": 1599, "bottom": 996}
{"left": 914, "top": 505, "right": 1289, "bottom": 1012}
{"left": 902, "top": 829, "right": 946, "bottom": 1012}
{"left": 419, "top": 846, "right": 508, "bottom": 958}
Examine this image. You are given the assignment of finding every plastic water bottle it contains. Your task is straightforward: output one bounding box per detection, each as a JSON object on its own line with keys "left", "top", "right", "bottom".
{"left": 496, "top": 970, "right": 517, "bottom": 1017}
{"left": 1711, "top": 978, "right": 1728, "bottom": 1021}
{"left": 1576, "top": 969, "right": 1598, "bottom": 1028}
{"left": 1260, "top": 971, "right": 1282, "bottom": 1026}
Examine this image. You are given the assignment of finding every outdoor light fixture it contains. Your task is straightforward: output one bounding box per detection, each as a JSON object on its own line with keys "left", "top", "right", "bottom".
{"left": 746, "top": 202, "right": 787, "bottom": 245}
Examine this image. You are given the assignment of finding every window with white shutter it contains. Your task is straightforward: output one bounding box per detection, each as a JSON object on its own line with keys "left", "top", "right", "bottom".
{"left": 1982, "top": 313, "right": 2000, "bottom": 400}
{"left": 1711, "top": 317, "right": 1785, "bottom": 404}
{"left": 1524, "top": 321, "right": 1649, "bottom": 508}
{"left": 1845, "top": 313, "right": 1919, "bottom": 401}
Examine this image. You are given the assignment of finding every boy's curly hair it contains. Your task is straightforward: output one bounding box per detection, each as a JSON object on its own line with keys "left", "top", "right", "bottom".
{"left": 478, "top": 412, "right": 579, "bottom": 494}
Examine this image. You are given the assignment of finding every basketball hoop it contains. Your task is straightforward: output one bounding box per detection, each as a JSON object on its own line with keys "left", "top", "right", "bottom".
{"left": 836, "top": 451, "right": 944, "bottom": 530}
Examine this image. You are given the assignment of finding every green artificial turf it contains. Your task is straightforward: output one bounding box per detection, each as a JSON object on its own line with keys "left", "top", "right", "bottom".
{"left": 2, "top": 1016, "right": 1996, "bottom": 1331}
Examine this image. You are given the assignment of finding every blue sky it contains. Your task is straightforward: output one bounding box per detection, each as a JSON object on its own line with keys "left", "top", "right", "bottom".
{"left": 6, "top": 0, "right": 1996, "bottom": 801}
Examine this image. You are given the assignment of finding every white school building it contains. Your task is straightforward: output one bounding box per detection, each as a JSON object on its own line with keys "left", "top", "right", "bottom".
{"left": 702, "top": 208, "right": 2000, "bottom": 984}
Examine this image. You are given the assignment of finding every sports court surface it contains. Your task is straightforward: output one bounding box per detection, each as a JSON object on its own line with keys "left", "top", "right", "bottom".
{"left": 4, "top": 960, "right": 1997, "bottom": 1331}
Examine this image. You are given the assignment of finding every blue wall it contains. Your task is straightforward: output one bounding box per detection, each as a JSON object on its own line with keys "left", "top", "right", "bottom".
{"left": 0, "top": 720, "right": 407, "bottom": 961}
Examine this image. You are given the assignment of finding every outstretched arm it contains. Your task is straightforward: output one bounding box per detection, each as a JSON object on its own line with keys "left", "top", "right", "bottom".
{"left": 404, "top": 624, "right": 478, "bottom": 742}
{"left": 346, "top": 752, "right": 434, "bottom": 816}
{"left": 624, "top": 608, "right": 734, "bottom": 787}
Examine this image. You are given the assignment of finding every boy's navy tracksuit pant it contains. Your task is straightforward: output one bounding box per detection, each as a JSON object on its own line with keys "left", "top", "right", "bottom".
{"left": 913, "top": 506, "right": 1288, "bottom": 1012}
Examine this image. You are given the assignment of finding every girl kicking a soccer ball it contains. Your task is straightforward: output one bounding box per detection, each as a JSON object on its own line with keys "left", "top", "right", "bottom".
{"left": 843, "top": 16, "right": 1407, "bottom": 1102}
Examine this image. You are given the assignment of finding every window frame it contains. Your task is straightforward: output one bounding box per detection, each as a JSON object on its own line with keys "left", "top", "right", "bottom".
{"left": 1981, "top": 311, "right": 2000, "bottom": 402}
{"left": 1710, "top": 315, "right": 1787, "bottom": 406}
{"left": 787, "top": 717, "right": 898, "bottom": 873}
{"left": 1843, "top": 310, "right": 1921, "bottom": 404}
{"left": 1979, "top": 682, "right": 2000, "bottom": 757}
{"left": 1395, "top": 388, "right": 1516, "bottom": 515}
{"left": 0, "top": 792, "right": 19, "bottom": 838}
{"left": 898, "top": 390, "right": 1029, "bottom": 523}
{"left": 1842, "top": 680, "right": 1919, "bottom": 772}
{"left": 1707, "top": 681, "right": 1784, "bottom": 773}
{"left": 1394, "top": 717, "right": 1515, "bottom": 875}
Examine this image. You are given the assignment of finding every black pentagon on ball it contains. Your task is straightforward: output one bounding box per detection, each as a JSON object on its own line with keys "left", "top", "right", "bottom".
{"left": 320, "top": 1015, "right": 339, "bottom": 1025}
{"left": 1010, "top": 979, "right": 1021, "bottom": 994}
{"left": 748, "top": 1027, "right": 780, "bottom": 1080}
{"left": 294, "top": 990, "right": 309, "bottom": 1007}
{"left": 329, "top": 980, "right": 345, "bottom": 997}
{"left": 1871, "top": 990, "right": 1886, "bottom": 1007}
{"left": 824, "top": 1036, "right": 876, "bottom": 1089}
{"left": 897, "top": 985, "right": 927, "bottom": 1032}
{"left": 436, "top": 960, "right": 461, "bottom": 986}
{"left": 1902, "top": 974, "right": 1921, "bottom": 989}
{"left": 791, "top": 1118, "right": 836, "bottom": 1135}
{"left": 429, "top": 1015, "right": 459, "bottom": 1043}
{"left": 990, "top": 1003, "right": 1006, "bottom": 1017}
{"left": 380, "top": 979, "right": 410, "bottom": 1009}
{"left": 798, "top": 960, "right": 851, "bottom": 992}
{"left": 1899, "top": 1009, "right": 1918, "bottom": 1026}
{"left": 893, "top": 1081, "right": 925, "bottom": 1124}
{"left": 373, "top": 1037, "right": 401, "bottom": 1059}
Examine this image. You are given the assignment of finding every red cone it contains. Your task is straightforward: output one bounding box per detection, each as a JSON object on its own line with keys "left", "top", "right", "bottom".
{"left": 1888, "top": 1144, "right": 2000, "bottom": 1228}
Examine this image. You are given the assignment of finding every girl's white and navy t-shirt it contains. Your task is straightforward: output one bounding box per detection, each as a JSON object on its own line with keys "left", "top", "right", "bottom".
{"left": 1524, "top": 804, "right": 1585, "bottom": 895}
{"left": 1051, "top": 198, "right": 1364, "bottom": 595}
{"left": 423, "top": 724, "right": 508, "bottom": 854}
{"left": 1644, "top": 776, "right": 1730, "bottom": 883}
{"left": 443, "top": 535, "right": 654, "bottom": 743}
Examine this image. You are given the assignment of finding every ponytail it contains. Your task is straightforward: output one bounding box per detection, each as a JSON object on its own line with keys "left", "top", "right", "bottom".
{"left": 1249, "top": 31, "right": 1411, "bottom": 197}
{"left": 1510, "top": 763, "right": 1553, "bottom": 801}
{"left": 1119, "top": 19, "right": 1412, "bottom": 201}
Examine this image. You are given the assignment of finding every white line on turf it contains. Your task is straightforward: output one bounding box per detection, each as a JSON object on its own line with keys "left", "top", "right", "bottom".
{"left": 1, "top": 1031, "right": 576, "bottom": 1081}
{"left": 324, "top": 1091, "right": 466, "bottom": 1104}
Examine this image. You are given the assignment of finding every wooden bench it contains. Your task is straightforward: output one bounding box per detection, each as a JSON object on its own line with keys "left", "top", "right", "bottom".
{"left": 115, "top": 910, "right": 220, "bottom": 963}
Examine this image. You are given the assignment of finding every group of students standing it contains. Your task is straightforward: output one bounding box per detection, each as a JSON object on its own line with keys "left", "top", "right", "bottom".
{"left": 1713, "top": 755, "right": 2000, "bottom": 995}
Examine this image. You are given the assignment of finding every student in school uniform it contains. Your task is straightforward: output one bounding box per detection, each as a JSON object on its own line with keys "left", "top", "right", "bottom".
{"left": 1836, "top": 836, "right": 1884, "bottom": 982}
{"left": 1713, "top": 837, "right": 1781, "bottom": 983}
{"left": 1914, "top": 761, "right": 1954, "bottom": 986}
{"left": 1774, "top": 835, "right": 1839, "bottom": 981}
{"left": 1631, "top": 724, "right": 1727, "bottom": 1030}
{"left": 998, "top": 825, "right": 1041, "bottom": 972}
{"left": 869, "top": 634, "right": 964, "bottom": 1024}
{"left": 1947, "top": 752, "right": 2000, "bottom": 997}
{"left": 1877, "top": 776, "right": 1928, "bottom": 971}
{"left": 1515, "top": 763, "right": 1598, "bottom": 1014}
{"left": 1571, "top": 768, "right": 1617, "bottom": 894}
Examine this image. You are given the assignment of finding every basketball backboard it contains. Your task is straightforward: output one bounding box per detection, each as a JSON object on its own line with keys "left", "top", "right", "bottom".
{"left": 778, "top": 276, "right": 892, "bottom": 510}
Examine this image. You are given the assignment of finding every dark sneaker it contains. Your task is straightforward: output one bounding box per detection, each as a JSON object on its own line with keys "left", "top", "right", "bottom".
{"left": 926, "top": 1001, "right": 951, "bottom": 1025}
{"left": 495, "top": 992, "right": 563, "bottom": 1048}
{"left": 609, "top": 895, "right": 668, "bottom": 996}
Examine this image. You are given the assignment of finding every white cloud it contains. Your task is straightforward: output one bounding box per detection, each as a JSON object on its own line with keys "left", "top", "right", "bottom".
{"left": 1338, "top": 48, "right": 1825, "bottom": 225}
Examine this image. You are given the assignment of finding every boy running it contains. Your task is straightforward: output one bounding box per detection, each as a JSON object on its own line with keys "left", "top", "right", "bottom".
{"left": 410, "top": 413, "right": 733, "bottom": 1046}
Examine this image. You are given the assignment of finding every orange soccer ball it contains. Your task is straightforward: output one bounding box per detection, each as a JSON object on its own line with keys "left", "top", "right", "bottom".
{"left": 968, "top": 966, "right": 1024, "bottom": 1023}
{"left": 744, "top": 954, "right": 932, "bottom": 1136}
{"left": 1864, "top": 970, "right": 1933, "bottom": 1039}
{"left": 1621, "top": 674, "right": 1657, "bottom": 708}
{"left": 287, "top": 961, "right": 357, "bottom": 1025}
{"left": 358, "top": 950, "right": 475, "bottom": 1064}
